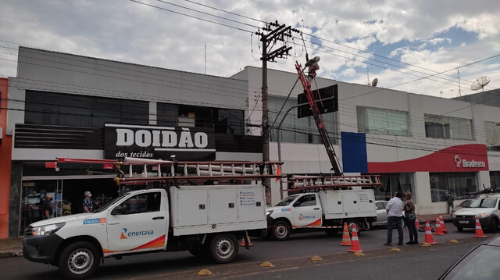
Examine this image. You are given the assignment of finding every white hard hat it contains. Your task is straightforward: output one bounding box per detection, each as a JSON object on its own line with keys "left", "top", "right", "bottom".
{"left": 314, "top": 56, "right": 320, "bottom": 62}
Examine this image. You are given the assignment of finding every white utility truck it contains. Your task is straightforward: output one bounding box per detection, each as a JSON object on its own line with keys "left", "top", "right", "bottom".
{"left": 23, "top": 158, "right": 280, "bottom": 279}
{"left": 266, "top": 188, "right": 377, "bottom": 240}
{"left": 452, "top": 190, "right": 500, "bottom": 233}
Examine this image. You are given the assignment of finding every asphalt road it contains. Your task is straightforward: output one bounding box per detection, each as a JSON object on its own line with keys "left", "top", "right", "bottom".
{"left": 0, "top": 226, "right": 488, "bottom": 280}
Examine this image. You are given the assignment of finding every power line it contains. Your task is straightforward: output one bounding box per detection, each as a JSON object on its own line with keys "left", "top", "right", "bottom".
{"left": 128, "top": 0, "right": 254, "bottom": 33}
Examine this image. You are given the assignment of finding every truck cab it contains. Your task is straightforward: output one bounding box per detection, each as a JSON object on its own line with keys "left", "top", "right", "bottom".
{"left": 266, "top": 189, "right": 376, "bottom": 241}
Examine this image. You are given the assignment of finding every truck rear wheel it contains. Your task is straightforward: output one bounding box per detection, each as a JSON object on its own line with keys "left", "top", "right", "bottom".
{"left": 209, "top": 233, "right": 239, "bottom": 264}
{"left": 272, "top": 221, "right": 291, "bottom": 241}
{"left": 58, "top": 241, "right": 100, "bottom": 280}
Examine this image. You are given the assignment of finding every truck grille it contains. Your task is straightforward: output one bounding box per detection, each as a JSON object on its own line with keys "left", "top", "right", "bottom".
{"left": 24, "top": 226, "right": 33, "bottom": 236}
{"left": 456, "top": 215, "right": 475, "bottom": 219}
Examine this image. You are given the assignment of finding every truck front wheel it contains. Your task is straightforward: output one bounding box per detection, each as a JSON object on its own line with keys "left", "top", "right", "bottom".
{"left": 58, "top": 241, "right": 100, "bottom": 280}
{"left": 272, "top": 221, "right": 291, "bottom": 241}
{"left": 209, "top": 233, "right": 239, "bottom": 264}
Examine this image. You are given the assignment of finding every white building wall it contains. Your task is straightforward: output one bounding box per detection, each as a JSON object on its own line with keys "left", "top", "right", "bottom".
{"left": 235, "top": 66, "right": 500, "bottom": 211}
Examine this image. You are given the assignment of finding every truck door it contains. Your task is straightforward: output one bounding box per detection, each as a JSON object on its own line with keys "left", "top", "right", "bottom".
{"left": 106, "top": 191, "right": 168, "bottom": 253}
{"left": 291, "top": 194, "right": 322, "bottom": 228}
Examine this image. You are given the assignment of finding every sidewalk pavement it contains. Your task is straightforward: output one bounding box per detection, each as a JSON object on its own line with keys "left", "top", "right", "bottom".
{"left": 0, "top": 237, "right": 23, "bottom": 258}
{"left": 418, "top": 213, "right": 452, "bottom": 223}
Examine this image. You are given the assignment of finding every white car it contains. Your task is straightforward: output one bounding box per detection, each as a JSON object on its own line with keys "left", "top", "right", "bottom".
{"left": 452, "top": 194, "right": 500, "bottom": 233}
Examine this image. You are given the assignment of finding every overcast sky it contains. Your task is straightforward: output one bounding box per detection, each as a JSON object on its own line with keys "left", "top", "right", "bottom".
{"left": 0, "top": 0, "right": 499, "bottom": 98}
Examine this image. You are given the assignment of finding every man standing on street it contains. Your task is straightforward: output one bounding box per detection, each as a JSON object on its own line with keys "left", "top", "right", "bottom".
{"left": 447, "top": 192, "right": 455, "bottom": 213}
{"left": 384, "top": 192, "right": 404, "bottom": 246}
{"left": 41, "top": 195, "right": 53, "bottom": 220}
{"left": 83, "top": 191, "right": 94, "bottom": 213}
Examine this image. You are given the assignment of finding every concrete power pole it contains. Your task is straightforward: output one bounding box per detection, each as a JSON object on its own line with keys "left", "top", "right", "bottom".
{"left": 255, "top": 21, "right": 299, "bottom": 204}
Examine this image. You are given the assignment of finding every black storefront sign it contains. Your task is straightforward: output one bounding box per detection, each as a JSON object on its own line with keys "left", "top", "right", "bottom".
{"left": 104, "top": 124, "right": 215, "bottom": 161}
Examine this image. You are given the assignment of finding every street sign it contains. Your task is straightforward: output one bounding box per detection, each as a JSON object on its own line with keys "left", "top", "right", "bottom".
{"left": 297, "top": 84, "right": 338, "bottom": 118}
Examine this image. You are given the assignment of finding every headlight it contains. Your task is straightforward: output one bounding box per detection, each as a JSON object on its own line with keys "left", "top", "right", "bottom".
{"left": 479, "top": 213, "right": 491, "bottom": 218}
{"left": 266, "top": 210, "right": 273, "bottom": 216}
{"left": 32, "top": 223, "right": 65, "bottom": 236}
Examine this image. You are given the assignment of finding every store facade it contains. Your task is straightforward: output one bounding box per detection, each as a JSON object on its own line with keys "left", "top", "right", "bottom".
{"left": 233, "top": 66, "right": 500, "bottom": 215}
{"left": 5, "top": 47, "right": 262, "bottom": 237}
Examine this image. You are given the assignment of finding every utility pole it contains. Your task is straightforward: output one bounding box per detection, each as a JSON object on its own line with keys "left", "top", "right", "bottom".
{"left": 255, "top": 21, "right": 299, "bottom": 205}
{"left": 205, "top": 43, "right": 207, "bottom": 75}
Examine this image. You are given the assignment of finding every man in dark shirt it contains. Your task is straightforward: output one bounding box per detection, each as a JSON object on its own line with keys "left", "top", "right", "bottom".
{"left": 41, "top": 195, "right": 53, "bottom": 220}
{"left": 83, "top": 191, "right": 94, "bottom": 213}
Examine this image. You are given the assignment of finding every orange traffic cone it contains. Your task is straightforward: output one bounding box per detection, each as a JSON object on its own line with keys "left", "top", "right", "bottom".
{"left": 422, "top": 221, "right": 437, "bottom": 245}
{"left": 434, "top": 217, "right": 444, "bottom": 235}
{"left": 439, "top": 214, "right": 448, "bottom": 234}
{"left": 347, "top": 224, "right": 363, "bottom": 253}
{"left": 415, "top": 218, "right": 420, "bottom": 229}
{"left": 474, "top": 217, "right": 486, "bottom": 238}
{"left": 340, "top": 223, "right": 352, "bottom": 246}
{"left": 240, "top": 236, "right": 253, "bottom": 247}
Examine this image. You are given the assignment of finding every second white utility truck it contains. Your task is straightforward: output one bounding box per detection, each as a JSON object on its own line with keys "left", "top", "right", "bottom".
{"left": 266, "top": 187, "right": 377, "bottom": 240}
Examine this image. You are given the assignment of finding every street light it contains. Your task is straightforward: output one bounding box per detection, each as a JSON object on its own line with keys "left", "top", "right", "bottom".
{"left": 272, "top": 96, "right": 336, "bottom": 199}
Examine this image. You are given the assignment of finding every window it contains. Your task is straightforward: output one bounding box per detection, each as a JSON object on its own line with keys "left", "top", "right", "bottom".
{"left": 442, "top": 246, "right": 500, "bottom": 280}
{"left": 372, "top": 173, "right": 415, "bottom": 202}
{"left": 491, "top": 171, "right": 500, "bottom": 190}
{"left": 119, "top": 192, "right": 162, "bottom": 214}
{"left": 485, "top": 121, "right": 500, "bottom": 151}
{"left": 429, "top": 172, "right": 477, "bottom": 202}
{"left": 157, "top": 103, "right": 244, "bottom": 135}
{"left": 424, "top": 114, "right": 473, "bottom": 140}
{"left": 295, "top": 194, "right": 316, "bottom": 207}
{"left": 357, "top": 107, "right": 409, "bottom": 136}
{"left": 269, "top": 95, "right": 338, "bottom": 144}
{"left": 375, "top": 202, "right": 384, "bottom": 210}
{"left": 25, "top": 90, "right": 149, "bottom": 128}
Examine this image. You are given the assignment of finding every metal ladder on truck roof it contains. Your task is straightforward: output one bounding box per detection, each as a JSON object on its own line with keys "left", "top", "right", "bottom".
{"left": 47, "top": 157, "right": 283, "bottom": 186}
{"left": 286, "top": 174, "right": 382, "bottom": 191}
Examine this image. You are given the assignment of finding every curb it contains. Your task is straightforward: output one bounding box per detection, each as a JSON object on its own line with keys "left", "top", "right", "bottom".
{"left": 0, "top": 250, "right": 23, "bottom": 258}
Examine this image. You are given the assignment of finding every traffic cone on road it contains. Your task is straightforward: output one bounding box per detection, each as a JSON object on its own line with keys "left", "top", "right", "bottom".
{"left": 340, "top": 223, "right": 352, "bottom": 246}
{"left": 240, "top": 236, "right": 253, "bottom": 247}
{"left": 439, "top": 214, "right": 448, "bottom": 233}
{"left": 474, "top": 217, "right": 486, "bottom": 238}
{"left": 422, "top": 221, "right": 437, "bottom": 245}
{"left": 347, "top": 224, "right": 363, "bottom": 253}
{"left": 434, "top": 217, "right": 444, "bottom": 235}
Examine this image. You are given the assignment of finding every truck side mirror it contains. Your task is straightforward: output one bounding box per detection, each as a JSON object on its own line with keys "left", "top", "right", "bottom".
{"left": 111, "top": 205, "right": 124, "bottom": 215}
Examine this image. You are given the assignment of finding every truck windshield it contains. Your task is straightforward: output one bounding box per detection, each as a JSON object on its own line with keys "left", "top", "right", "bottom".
{"left": 95, "top": 193, "right": 129, "bottom": 213}
{"left": 469, "top": 198, "right": 497, "bottom": 209}
{"left": 275, "top": 195, "right": 299, "bottom": 206}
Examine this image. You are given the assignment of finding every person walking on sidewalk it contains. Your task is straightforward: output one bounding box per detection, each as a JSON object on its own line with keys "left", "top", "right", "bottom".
{"left": 404, "top": 192, "right": 418, "bottom": 245}
{"left": 447, "top": 192, "right": 454, "bottom": 214}
{"left": 384, "top": 192, "right": 404, "bottom": 246}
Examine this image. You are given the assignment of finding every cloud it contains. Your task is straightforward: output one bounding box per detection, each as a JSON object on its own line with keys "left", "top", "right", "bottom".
{"left": 0, "top": 0, "right": 498, "bottom": 98}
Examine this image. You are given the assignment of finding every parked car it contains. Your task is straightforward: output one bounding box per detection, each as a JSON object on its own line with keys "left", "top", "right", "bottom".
{"left": 371, "top": 201, "right": 405, "bottom": 229}
{"left": 451, "top": 199, "right": 472, "bottom": 214}
{"left": 439, "top": 236, "right": 500, "bottom": 279}
{"left": 452, "top": 194, "right": 500, "bottom": 233}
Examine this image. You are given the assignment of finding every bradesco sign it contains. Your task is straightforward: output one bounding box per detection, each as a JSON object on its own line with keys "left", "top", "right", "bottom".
{"left": 104, "top": 124, "right": 215, "bottom": 161}
{"left": 454, "top": 155, "right": 486, "bottom": 169}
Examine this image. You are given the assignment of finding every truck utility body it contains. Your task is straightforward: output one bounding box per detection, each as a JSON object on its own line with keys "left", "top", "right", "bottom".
{"left": 266, "top": 187, "right": 377, "bottom": 240}
{"left": 24, "top": 158, "right": 280, "bottom": 279}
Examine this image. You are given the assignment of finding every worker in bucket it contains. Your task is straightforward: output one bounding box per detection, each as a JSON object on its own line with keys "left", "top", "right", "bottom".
{"left": 305, "top": 55, "right": 320, "bottom": 83}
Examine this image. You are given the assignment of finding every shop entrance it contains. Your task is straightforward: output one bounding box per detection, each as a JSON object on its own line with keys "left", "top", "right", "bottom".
{"left": 20, "top": 177, "right": 119, "bottom": 236}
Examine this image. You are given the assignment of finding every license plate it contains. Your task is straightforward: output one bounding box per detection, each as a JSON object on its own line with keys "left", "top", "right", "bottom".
{"left": 458, "top": 220, "right": 469, "bottom": 224}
